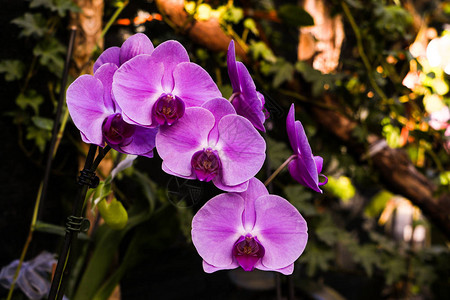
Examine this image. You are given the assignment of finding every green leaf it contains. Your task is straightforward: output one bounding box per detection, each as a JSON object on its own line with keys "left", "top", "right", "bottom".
{"left": 33, "top": 38, "right": 66, "bottom": 76}
{"left": 299, "top": 243, "right": 334, "bottom": 277}
{"left": 32, "top": 116, "right": 54, "bottom": 131}
{"left": 222, "top": 6, "right": 243, "bottom": 24}
{"left": 278, "top": 4, "right": 314, "bottom": 28}
{"left": 26, "top": 126, "right": 51, "bottom": 152}
{"left": 16, "top": 90, "right": 44, "bottom": 114}
{"left": 323, "top": 176, "right": 356, "bottom": 202}
{"left": 364, "top": 190, "right": 393, "bottom": 218}
{"left": 243, "top": 18, "right": 259, "bottom": 36}
{"left": 0, "top": 60, "right": 25, "bottom": 81}
{"left": 12, "top": 13, "right": 47, "bottom": 37}
{"left": 271, "top": 59, "right": 294, "bottom": 88}
{"left": 266, "top": 136, "right": 292, "bottom": 171}
{"left": 283, "top": 185, "right": 317, "bottom": 216}
{"left": 34, "top": 221, "right": 89, "bottom": 240}
{"left": 30, "top": 0, "right": 80, "bottom": 17}
{"left": 351, "top": 245, "right": 382, "bottom": 277}
{"left": 249, "top": 41, "right": 276, "bottom": 63}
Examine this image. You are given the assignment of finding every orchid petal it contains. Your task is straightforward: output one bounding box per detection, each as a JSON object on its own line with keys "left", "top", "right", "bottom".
{"left": 227, "top": 40, "right": 240, "bottom": 92}
{"left": 119, "top": 33, "right": 154, "bottom": 65}
{"left": 112, "top": 55, "right": 165, "bottom": 127}
{"left": 212, "top": 177, "right": 249, "bottom": 193}
{"left": 94, "top": 63, "right": 118, "bottom": 112}
{"left": 286, "top": 104, "right": 298, "bottom": 151}
{"left": 233, "top": 62, "right": 265, "bottom": 131}
{"left": 66, "top": 75, "right": 111, "bottom": 146}
{"left": 252, "top": 195, "right": 308, "bottom": 270}
{"left": 192, "top": 193, "right": 245, "bottom": 267}
{"left": 172, "top": 62, "right": 222, "bottom": 108}
{"left": 118, "top": 126, "right": 157, "bottom": 157}
{"left": 240, "top": 178, "right": 269, "bottom": 232}
{"left": 255, "top": 262, "right": 294, "bottom": 275}
{"left": 93, "top": 47, "right": 120, "bottom": 73}
{"left": 201, "top": 97, "right": 236, "bottom": 145}
{"left": 202, "top": 260, "right": 239, "bottom": 273}
{"left": 288, "top": 158, "right": 322, "bottom": 193}
{"left": 216, "top": 115, "right": 266, "bottom": 186}
{"left": 156, "top": 107, "right": 214, "bottom": 177}
{"left": 150, "top": 40, "right": 190, "bottom": 91}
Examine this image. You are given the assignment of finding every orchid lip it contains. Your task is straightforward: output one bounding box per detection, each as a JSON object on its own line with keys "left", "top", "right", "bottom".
{"left": 102, "top": 113, "right": 136, "bottom": 146}
{"left": 191, "top": 148, "right": 221, "bottom": 182}
{"left": 152, "top": 94, "right": 185, "bottom": 125}
{"left": 232, "top": 234, "right": 265, "bottom": 272}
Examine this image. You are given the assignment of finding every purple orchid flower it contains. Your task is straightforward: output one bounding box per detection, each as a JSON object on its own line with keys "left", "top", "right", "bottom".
{"left": 227, "top": 40, "right": 266, "bottom": 132}
{"left": 192, "top": 177, "right": 308, "bottom": 274}
{"left": 112, "top": 40, "right": 222, "bottom": 127}
{"left": 156, "top": 97, "right": 266, "bottom": 192}
{"left": 0, "top": 252, "right": 68, "bottom": 300}
{"left": 66, "top": 63, "right": 157, "bottom": 157}
{"left": 287, "top": 104, "right": 327, "bottom": 193}
{"left": 93, "top": 33, "right": 154, "bottom": 73}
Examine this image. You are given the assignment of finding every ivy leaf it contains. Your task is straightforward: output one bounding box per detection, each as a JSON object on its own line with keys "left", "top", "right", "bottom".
{"left": 30, "top": 0, "right": 80, "bottom": 17}
{"left": 351, "top": 245, "right": 382, "bottom": 277}
{"left": 299, "top": 243, "right": 334, "bottom": 277}
{"left": 266, "top": 136, "right": 292, "bottom": 170}
{"left": 33, "top": 38, "right": 66, "bottom": 76}
{"left": 222, "top": 6, "right": 243, "bottom": 24}
{"left": 12, "top": 13, "right": 47, "bottom": 38}
{"left": 271, "top": 59, "right": 294, "bottom": 88}
{"left": 249, "top": 41, "right": 276, "bottom": 63}
{"left": 243, "top": 18, "right": 259, "bottom": 36}
{"left": 26, "top": 126, "right": 51, "bottom": 152}
{"left": 278, "top": 4, "right": 314, "bottom": 27}
{"left": 283, "top": 185, "right": 317, "bottom": 216}
{"left": 16, "top": 90, "right": 44, "bottom": 115}
{"left": 295, "top": 61, "right": 338, "bottom": 96}
{"left": 32, "top": 116, "right": 54, "bottom": 131}
{"left": 0, "top": 60, "right": 25, "bottom": 81}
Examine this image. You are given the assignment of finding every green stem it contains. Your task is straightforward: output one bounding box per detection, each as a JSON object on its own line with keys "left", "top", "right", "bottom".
{"left": 278, "top": 89, "right": 339, "bottom": 111}
{"left": 101, "top": 1, "right": 129, "bottom": 39}
{"left": 264, "top": 155, "right": 297, "bottom": 186}
{"left": 341, "top": 2, "right": 388, "bottom": 102}
{"left": 6, "top": 183, "right": 42, "bottom": 300}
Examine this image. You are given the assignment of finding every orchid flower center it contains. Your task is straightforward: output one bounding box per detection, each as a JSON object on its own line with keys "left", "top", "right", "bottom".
{"left": 153, "top": 94, "right": 185, "bottom": 125}
{"left": 102, "top": 113, "right": 135, "bottom": 145}
{"left": 232, "top": 235, "right": 265, "bottom": 271}
{"left": 191, "top": 148, "right": 221, "bottom": 182}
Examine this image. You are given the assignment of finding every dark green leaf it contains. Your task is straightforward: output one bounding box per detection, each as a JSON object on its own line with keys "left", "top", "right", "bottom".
{"left": 33, "top": 38, "right": 66, "bottom": 76}
{"left": 32, "top": 116, "right": 54, "bottom": 131}
{"left": 16, "top": 90, "right": 44, "bottom": 114}
{"left": 278, "top": 4, "right": 314, "bottom": 28}
{"left": 0, "top": 60, "right": 25, "bottom": 81}
{"left": 12, "top": 13, "right": 47, "bottom": 37}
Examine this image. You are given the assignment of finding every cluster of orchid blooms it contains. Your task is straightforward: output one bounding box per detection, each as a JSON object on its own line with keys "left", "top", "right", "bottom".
{"left": 66, "top": 33, "right": 327, "bottom": 275}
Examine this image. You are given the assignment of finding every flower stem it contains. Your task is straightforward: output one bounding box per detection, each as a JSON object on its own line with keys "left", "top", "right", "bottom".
{"left": 264, "top": 155, "right": 296, "bottom": 186}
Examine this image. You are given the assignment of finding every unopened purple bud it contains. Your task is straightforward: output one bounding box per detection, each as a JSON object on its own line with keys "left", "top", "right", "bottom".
{"left": 153, "top": 94, "right": 185, "bottom": 125}
{"left": 232, "top": 235, "right": 265, "bottom": 271}
{"left": 191, "top": 148, "right": 221, "bottom": 182}
{"left": 102, "top": 113, "right": 136, "bottom": 145}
